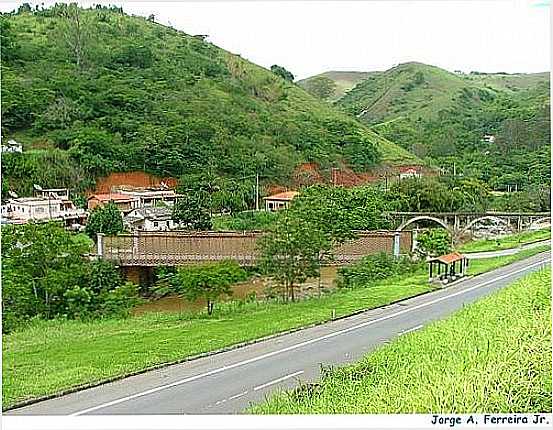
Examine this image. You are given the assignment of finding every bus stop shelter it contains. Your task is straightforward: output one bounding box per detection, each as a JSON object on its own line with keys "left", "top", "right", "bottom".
{"left": 428, "top": 251, "right": 468, "bottom": 284}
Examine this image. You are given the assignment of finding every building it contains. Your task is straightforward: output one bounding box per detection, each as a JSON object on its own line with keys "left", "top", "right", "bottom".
{"left": 399, "top": 166, "right": 422, "bottom": 180}
{"left": 116, "top": 189, "right": 178, "bottom": 208}
{"left": 428, "top": 252, "right": 468, "bottom": 284}
{"left": 87, "top": 193, "right": 140, "bottom": 214}
{"left": 482, "top": 134, "right": 496, "bottom": 143}
{"left": 264, "top": 191, "right": 299, "bottom": 212}
{"left": 1, "top": 139, "right": 23, "bottom": 153}
{"left": 35, "top": 188, "right": 70, "bottom": 200}
{"left": 2, "top": 196, "right": 86, "bottom": 229}
{"left": 124, "top": 207, "right": 178, "bottom": 232}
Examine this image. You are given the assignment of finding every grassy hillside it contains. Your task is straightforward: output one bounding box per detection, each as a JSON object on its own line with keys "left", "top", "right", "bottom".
{"left": 0, "top": 5, "right": 417, "bottom": 197}
{"left": 298, "top": 71, "right": 375, "bottom": 101}
{"left": 335, "top": 62, "right": 550, "bottom": 191}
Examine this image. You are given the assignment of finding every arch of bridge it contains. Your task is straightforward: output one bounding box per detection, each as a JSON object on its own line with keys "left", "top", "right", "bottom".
{"left": 397, "top": 215, "right": 451, "bottom": 233}
{"left": 460, "top": 216, "right": 510, "bottom": 235}
{"left": 529, "top": 217, "right": 551, "bottom": 229}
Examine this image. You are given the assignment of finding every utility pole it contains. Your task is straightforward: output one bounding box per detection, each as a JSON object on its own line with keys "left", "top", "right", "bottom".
{"left": 453, "top": 162, "right": 456, "bottom": 178}
{"left": 255, "top": 172, "right": 259, "bottom": 211}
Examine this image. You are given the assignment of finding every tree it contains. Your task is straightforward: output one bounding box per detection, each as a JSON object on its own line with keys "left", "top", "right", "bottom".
{"left": 173, "top": 261, "right": 247, "bottom": 315}
{"left": 416, "top": 229, "right": 452, "bottom": 257}
{"left": 259, "top": 211, "right": 328, "bottom": 302}
{"left": 85, "top": 202, "right": 124, "bottom": 239}
{"left": 1, "top": 221, "right": 91, "bottom": 321}
{"left": 270, "top": 64, "right": 294, "bottom": 82}
{"left": 58, "top": 3, "right": 90, "bottom": 70}
{"left": 172, "top": 194, "right": 212, "bottom": 230}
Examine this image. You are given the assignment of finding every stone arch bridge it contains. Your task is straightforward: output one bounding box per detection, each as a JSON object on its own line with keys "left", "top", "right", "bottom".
{"left": 388, "top": 211, "right": 550, "bottom": 255}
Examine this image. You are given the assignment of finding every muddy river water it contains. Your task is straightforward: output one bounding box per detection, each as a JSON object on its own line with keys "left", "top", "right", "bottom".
{"left": 132, "top": 266, "right": 340, "bottom": 315}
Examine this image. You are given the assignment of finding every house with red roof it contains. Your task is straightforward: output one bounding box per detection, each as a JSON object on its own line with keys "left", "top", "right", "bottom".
{"left": 87, "top": 193, "right": 139, "bottom": 214}
{"left": 263, "top": 191, "right": 299, "bottom": 212}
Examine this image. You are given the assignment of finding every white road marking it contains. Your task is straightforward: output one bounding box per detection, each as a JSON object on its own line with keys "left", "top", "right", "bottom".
{"left": 228, "top": 391, "right": 248, "bottom": 401}
{"left": 253, "top": 371, "right": 304, "bottom": 392}
{"left": 70, "top": 257, "right": 549, "bottom": 416}
{"left": 399, "top": 324, "right": 423, "bottom": 336}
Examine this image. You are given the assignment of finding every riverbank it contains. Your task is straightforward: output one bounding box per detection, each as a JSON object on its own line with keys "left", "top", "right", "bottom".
{"left": 3, "top": 245, "right": 549, "bottom": 410}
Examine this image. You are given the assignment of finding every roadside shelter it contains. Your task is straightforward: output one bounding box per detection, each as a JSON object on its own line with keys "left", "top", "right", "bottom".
{"left": 428, "top": 251, "right": 468, "bottom": 284}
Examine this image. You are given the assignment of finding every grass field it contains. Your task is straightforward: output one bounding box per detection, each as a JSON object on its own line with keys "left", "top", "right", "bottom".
{"left": 2, "top": 247, "right": 549, "bottom": 409}
{"left": 467, "top": 245, "right": 550, "bottom": 275}
{"left": 459, "top": 228, "right": 550, "bottom": 253}
{"left": 250, "top": 268, "right": 552, "bottom": 414}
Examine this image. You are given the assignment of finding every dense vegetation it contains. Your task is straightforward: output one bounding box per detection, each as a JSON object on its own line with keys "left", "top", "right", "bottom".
{"left": 1, "top": 4, "right": 416, "bottom": 198}
{"left": 336, "top": 253, "right": 420, "bottom": 289}
{"left": 1, "top": 222, "right": 139, "bottom": 333}
{"left": 250, "top": 269, "right": 552, "bottom": 413}
{"left": 4, "top": 244, "right": 547, "bottom": 409}
{"left": 333, "top": 62, "right": 550, "bottom": 193}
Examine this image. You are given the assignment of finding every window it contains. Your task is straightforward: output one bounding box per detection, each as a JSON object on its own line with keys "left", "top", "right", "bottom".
{"left": 153, "top": 221, "right": 159, "bottom": 227}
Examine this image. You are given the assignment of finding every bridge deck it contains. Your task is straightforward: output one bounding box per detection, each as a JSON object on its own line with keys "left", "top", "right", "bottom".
{"left": 99, "top": 231, "right": 413, "bottom": 266}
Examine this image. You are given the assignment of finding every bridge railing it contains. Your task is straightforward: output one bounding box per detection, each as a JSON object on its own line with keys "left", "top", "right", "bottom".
{"left": 98, "top": 230, "right": 413, "bottom": 266}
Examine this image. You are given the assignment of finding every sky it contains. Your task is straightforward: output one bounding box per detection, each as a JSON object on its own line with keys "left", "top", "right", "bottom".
{"left": 1, "top": 0, "right": 550, "bottom": 79}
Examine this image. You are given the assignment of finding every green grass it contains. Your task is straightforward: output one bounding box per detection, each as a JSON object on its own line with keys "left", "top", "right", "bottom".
{"left": 2, "top": 271, "right": 432, "bottom": 409}
{"left": 250, "top": 268, "right": 552, "bottom": 414}
{"left": 459, "top": 228, "right": 550, "bottom": 253}
{"left": 467, "top": 245, "right": 550, "bottom": 275}
{"left": 3, "top": 247, "right": 549, "bottom": 409}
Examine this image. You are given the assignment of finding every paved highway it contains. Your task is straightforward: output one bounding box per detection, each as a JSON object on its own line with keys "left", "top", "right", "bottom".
{"left": 7, "top": 251, "right": 550, "bottom": 416}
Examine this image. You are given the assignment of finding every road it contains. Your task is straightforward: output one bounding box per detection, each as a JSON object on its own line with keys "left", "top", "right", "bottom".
{"left": 464, "top": 238, "right": 550, "bottom": 259}
{"left": 7, "top": 251, "right": 550, "bottom": 416}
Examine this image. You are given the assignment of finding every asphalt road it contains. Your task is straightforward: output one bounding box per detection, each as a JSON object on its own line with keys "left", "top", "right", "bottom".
{"left": 7, "top": 251, "right": 550, "bottom": 416}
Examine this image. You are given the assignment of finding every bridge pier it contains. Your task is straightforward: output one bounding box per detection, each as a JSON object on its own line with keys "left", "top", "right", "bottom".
{"left": 393, "top": 231, "right": 401, "bottom": 257}
{"left": 121, "top": 266, "right": 155, "bottom": 294}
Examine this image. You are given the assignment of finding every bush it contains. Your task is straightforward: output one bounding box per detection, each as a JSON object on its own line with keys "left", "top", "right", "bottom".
{"left": 337, "top": 253, "right": 420, "bottom": 288}
{"left": 1, "top": 222, "right": 139, "bottom": 332}
{"left": 416, "top": 229, "right": 452, "bottom": 257}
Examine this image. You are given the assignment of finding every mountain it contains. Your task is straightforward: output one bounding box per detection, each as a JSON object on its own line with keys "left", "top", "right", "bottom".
{"left": 0, "top": 5, "right": 418, "bottom": 198}
{"left": 297, "top": 71, "right": 375, "bottom": 101}
{"left": 332, "top": 62, "right": 550, "bottom": 191}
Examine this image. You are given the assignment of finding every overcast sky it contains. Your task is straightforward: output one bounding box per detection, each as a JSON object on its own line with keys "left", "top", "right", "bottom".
{"left": 1, "top": 0, "right": 550, "bottom": 79}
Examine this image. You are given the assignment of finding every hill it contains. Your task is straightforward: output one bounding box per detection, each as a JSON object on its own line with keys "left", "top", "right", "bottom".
{"left": 297, "top": 71, "right": 375, "bottom": 101}
{"left": 0, "top": 5, "right": 417, "bottom": 198}
{"left": 334, "top": 62, "right": 550, "bottom": 191}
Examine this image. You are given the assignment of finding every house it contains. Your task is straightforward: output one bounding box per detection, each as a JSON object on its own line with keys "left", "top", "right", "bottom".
{"left": 2, "top": 196, "right": 86, "bottom": 229}
{"left": 1, "top": 139, "right": 23, "bottom": 153}
{"left": 123, "top": 207, "right": 178, "bottom": 232}
{"left": 399, "top": 166, "right": 422, "bottom": 180}
{"left": 482, "top": 134, "right": 496, "bottom": 143}
{"left": 35, "top": 188, "right": 70, "bottom": 200}
{"left": 264, "top": 191, "right": 299, "bottom": 212}
{"left": 116, "top": 188, "right": 178, "bottom": 208}
{"left": 87, "top": 193, "right": 140, "bottom": 214}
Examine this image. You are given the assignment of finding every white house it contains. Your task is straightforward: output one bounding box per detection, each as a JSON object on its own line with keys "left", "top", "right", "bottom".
{"left": 263, "top": 191, "right": 299, "bottom": 212}
{"left": 123, "top": 207, "right": 178, "bottom": 232}
{"left": 399, "top": 166, "right": 422, "bottom": 180}
{"left": 1, "top": 139, "right": 23, "bottom": 153}
{"left": 2, "top": 196, "right": 86, "bottom": 229}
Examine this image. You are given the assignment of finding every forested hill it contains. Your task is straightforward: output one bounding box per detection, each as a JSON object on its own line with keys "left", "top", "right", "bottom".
{"left": 330, "top": 62, "right": 550, "bottom": 191}
{"left": 0, "top": 5, "right": 417, "bottom": 197}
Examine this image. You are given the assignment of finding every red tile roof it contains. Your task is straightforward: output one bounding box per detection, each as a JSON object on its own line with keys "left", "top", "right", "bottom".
{"left": 430, "top": 252, "right": 465, "bottom": 264}
{"left": 399, "top": 166, "right": 422, "bottom": 173}
{"left": 264, "top": 191, "right": 299, "bottom": 201}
